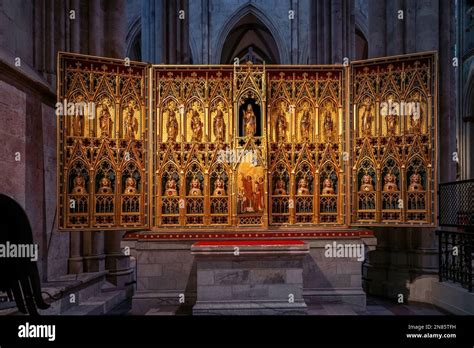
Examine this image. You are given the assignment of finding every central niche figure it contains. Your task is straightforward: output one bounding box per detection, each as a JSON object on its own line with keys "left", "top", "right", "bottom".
{"left": 275, "top": 101, "right": 288, "bottom": 142}
{"left": 383, "top": 172, "right": 398, "bottom": 191}
{"left": 297, "top": 178, "right": 310, "bottom": 195}
{"left": 124, "top": 177, "right": 138, "bottom": 194}
{"left": 244, "top": 104, "right": 257, "bottom": 137}
{"left": 189, "top": 177, "right": 202, "bottom": 196}
{"left": 189, "top": 102, "right": 203, "bottom": 142}
{"left": 238, "top": 174, "right": 264, "bottom": 213}
{"left": 97, "top": 177, "right": 113, "bottom": 194}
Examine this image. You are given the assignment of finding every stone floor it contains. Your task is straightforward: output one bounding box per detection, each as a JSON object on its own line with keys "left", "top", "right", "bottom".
{"left": 108, "top": 295, "right": 449, "bottom": 315}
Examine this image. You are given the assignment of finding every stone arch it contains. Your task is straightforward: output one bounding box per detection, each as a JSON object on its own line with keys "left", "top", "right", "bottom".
{"left": 214, "top": 4, "right": 288, "bottom": 64}
{"left": 126, "top": 16, "right": 141, "bottom": 61}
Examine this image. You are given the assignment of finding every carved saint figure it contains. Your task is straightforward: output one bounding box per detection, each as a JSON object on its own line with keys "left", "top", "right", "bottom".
{"left": 72, "top": 106, "right": 83, "bottom": 137}
{"left": 164, "top": 178, "right": 178, "bottom": 196}
{"left": 99, "top": 101, "right": 113, "bottom": 138}
{"left": 275, "top": 101, "right": 288, "bottom": 142}
{"left": 97, "top": 177, "right": 113, "bottom": 194}
{"left": 213, "top": 177, "right": 226, "bottom": 196}
{"left": 383, "top": 172, "right": 398, "bottom": 191}
{"left": 124, "top": 105, "right": 138, "bottom": 140}
{"left": 72, "top": 174, "right": 87, "bottom": 194}
{"left": 321, "top": 178, "right": 335, "bottom": 195}
{"left": 244, "top": 104, "right": 256, "bottom": 137}
{"left": 360, "top": 97, "right": 373, "bottom": 136}
{"left": 408, "top": 173, "right": 424, "bottom": 192}
{"left": 273, "top": 179, "right": 287, "bottom": 195}
{"left": 359, "top": 174, "right": 374, "bottom": 192}
{"left": 323, "top": 103, "right": 334, "bottom": 142}
{"left": 124, "top": 177, "right": 138, "bottom": 194}
{"left": 385, "top": 96, "right": 397, "bottom": 135}
{"left": 190, "top": 102, "right": 203, "bottom": 142}
{"left": 300, "top": 102, "right": 311, "bottom": 141}
{"left": 241, "top": 175, "right": 254, "bottom": 212}
{"left": 188, "top": 177, "right": 202, "bottom": 196}
{"left": 409, "top": 92, "right": 423, "bottom": 134}
{"left": 213, "top": 101, "right": 226, "bottom": 142}
{"left": 297, "top": 178, "right": 310, "bottom": 196}
{"left": 254, "top": 176, "right": 264, "bottom": 211}
{"left": 166, "top": 101, "right": 179, "bottom": 142}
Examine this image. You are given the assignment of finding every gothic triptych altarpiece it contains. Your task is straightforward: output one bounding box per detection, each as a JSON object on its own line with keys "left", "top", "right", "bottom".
{"left": 57, "top": 52, "right": 437, "bottom": 232}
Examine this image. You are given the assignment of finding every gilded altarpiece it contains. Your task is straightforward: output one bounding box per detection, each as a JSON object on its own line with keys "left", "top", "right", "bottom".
{"left": 57, "top": 52, "right": 437, "bottom": 231}
{"left": 57, "top": 53, "right": 149, "bottom": 230}
{"left": 350, "top": 53, "right": 437, "bottom": 225}
{"left": 266, "top": 67, "right": 346, "bottom": 225}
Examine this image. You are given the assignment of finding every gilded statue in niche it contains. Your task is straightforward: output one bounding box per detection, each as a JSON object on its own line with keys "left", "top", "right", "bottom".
{"left": 213, "top": 177, "right": 226, "bottom": 196}
{"left": 321, "top": 178, "right": 335, "bottom": 195}
{"left": 273, "top": 179, "right": 287, "bottom": 195}
{"left": 212, "top": 101, "right": 227, "bottom": 143}
{"left": 322, "top": 102, "right": 335, "bottom": 142}
{"left": 385, "top": 95, "right": 397, "bottom": 136}
{"left": 244, "top": 104, "right": 256, "bottom": 137}
{"left": 71, "top": 95, "right": 84, "bottom": 137}
{"left": 189, "top": 177, "right": 203, "bottom": 196}
{"left": 165, "top": 100, "right": 179, "bottom": 142}
{"left": 359, "top": 97, "right": 374, "bottom": 136}
{"left": 274, "top": 101, "right": 288, "bottom": 142}
{"left": 409, "top": 91, "right": 425, "bottom": 134}
{"left": 99, "top": 98, "right": 113, "bottom": 138}
{"left": 164, "top": 178, "right": 178, "bottom": 196}
{"left": 97, "top": 177, "right": 113, "bottom": 194}
{"left": 124, "top": 103, "right": 138, "bottom": 140}
{"left": 408, "top": 173, "right": 424, "bottom": 192}
{"left": 383, "top": 173, "right": 398, "bottom": 191}
{"left": 189, "top": 102, "right": 203, "bottom": 142}
{"left": 299, "top": 102, "right": 312, "bottom": 141}
{"left": 72, "top": 174, "right": 87, "bottom": 194}
{"left": 360, "top": 174, "right": 374, "bottom": 192}
{"left": 124, "top": 177, "right": 138, "bottom": 194}
{"left": 297, "top": 178, "right": 310, "bottom": 196}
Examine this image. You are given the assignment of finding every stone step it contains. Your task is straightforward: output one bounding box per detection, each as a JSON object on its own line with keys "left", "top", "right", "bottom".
{"left": 62, "top": 303, "right": 105, "bottom": 316}
{"left": 81, "top": 290, "right": 127, "bottom": 314}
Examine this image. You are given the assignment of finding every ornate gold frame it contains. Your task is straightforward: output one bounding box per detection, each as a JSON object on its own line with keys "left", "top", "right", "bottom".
{"left": 57, "top": 52, "right": 437, "bottom": 231}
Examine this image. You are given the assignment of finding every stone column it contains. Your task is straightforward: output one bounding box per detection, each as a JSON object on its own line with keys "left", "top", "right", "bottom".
{"left": 367, "top": 0, "right": 386, "bottom": 58}
{"left": 386, "top": 0, "right": 404, "bottom": 55}
{"left": 88, "top": 0, "right": 103, "bottom": 56}
{"left": 141, "top": 0, "right": 164, "bottom": 63}
{"left": 105, "top": 231, "right": 133, "bottom": 289}
{"left": 70, "top": 0, "right": 80, "bottom": 53}
{"left": 68, "top": 232, "right": 83, "bottom": 274}
{"left": 83, "top": 231, "right": 105, "bottom": 272}
{"left": 105, "top": 0, "right": 126, "bottom": 58}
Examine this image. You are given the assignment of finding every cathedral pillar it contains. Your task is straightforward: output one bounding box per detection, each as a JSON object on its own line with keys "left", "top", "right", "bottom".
{"left": 68, "top": 231, "right": 83, "bottom": 274}
{"left": 386, "top": 0, "right": 404, "bottom": 55}
{"left": 83, "top": 231, "right": 105, "bottom": 272}
{"left": 70, "top": 0, "right": 81, "bottom": 53}
{"left": 105, "top": 0, "right": 126, "bottom": 58}
{"left": 88, "top": 0, "right": 103, "bottom": 56}
{"left": 367, "top": 0, "right": 386, "bottom": 58}
{"left": 141, "top": 0, "right": 164, "bottom": 63}
{"left": 105, "top": 232, "right": 133, "bottom": 288}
